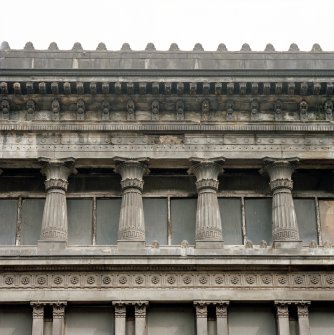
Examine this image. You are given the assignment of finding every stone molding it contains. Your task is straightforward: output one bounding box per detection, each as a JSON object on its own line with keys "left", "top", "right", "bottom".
{"left": 1, "top": 271, "right": 332, "bottom": 290}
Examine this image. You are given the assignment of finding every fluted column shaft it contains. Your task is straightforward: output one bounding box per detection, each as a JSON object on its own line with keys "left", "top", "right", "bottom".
{"left": 194, "top": 302, "right": 208, "bottom": 335}
{"left": 114, "top": 303, "right": 126, "bottom": 335}
{"left": 188, "top": 158, "right": 225, "bottom": 248}
{"left": 115, "top": 158, "right": 149, "bottom": 248}
{"left": 275, "top": 302, "right": 290, "bottom": 335}
{"left": 31, "top": 303, "right": 44, "bottom": 335}
{"left": 135, "top": 302, "right": 148, "bottom": 335}
{"left": 52, "top": 303, "right": 66, "bottom": 335}
{"left": 39, "top": 158, "right": 75, "bottom": 243}
{"left": 216, "top": 302, "right": 229, "bottom": 335}
{"left": 263, "top": 158, "right": 301, "bottom": 248}
{"left": 297, "top": 303, "right": 311, "bottom": 335}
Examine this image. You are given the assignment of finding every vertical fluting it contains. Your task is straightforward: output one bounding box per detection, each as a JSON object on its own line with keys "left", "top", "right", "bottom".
{"left": 115, "top": 158, "right": 149, "bottom": 242}
{"left": 188, "top": 158, "right": 225, "bottom": 242}
{"left": 263, "top": 158, "right": 300, "bottom": 244}
{"left": 39, "top": 158, "right": 75, "bottom": 242}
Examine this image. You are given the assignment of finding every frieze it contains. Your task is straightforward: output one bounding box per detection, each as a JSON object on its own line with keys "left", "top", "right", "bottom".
{"left": 0, "top": 271, "right": 333, "bottom": 290}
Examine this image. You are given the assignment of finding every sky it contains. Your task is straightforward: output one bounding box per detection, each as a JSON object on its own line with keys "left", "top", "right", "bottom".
{"left": 2, "top": 0, "right": 334, "bottom": 52}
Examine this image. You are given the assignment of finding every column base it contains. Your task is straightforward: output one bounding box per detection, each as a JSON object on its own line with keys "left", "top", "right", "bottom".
{"left": 196, "top": 240, "right": 224, "bottom": 249}
{"left": 117, "top": 240, "right": 146, "bottom": 249}
{"left": 38, "top": 240, "right": 67, "bottom": 250}
{"left": 273, "top": 240, "right": 302, "bottom": 249}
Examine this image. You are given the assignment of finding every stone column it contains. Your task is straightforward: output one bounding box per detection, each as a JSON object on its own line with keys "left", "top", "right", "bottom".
{"left": 114, "top": 157, "right": 149, "bottom": 249}
{"left": 52, "top": 303, "right": 66, "bottom": 335}
{"left": 216, "top": 301, "right": 229, "bottom": 335}
{"left": 263, "top": 158, "right": 301, "bottom": 248}
{"left": 188, "top": 158, "right": 225, "bottom": 248}
{"left": 194, "top": 302, "right": 208, "bottom": 335}
{"left": 113, "top": 303, "right": 126, "bottom": 335}
{"left": 135, "top": 302, "right": 148, "bottom": 335}
{"left": 38, "top": 158, "right": 76, "bottom": 248}
{"left": 275, "top": 302, "right": 290, "bottom": 335}
{"left": 297, "top": 302, "right": 311, "bottom": 335}
{"left": 31, "top": 303, "right": 44, "bottom": 335}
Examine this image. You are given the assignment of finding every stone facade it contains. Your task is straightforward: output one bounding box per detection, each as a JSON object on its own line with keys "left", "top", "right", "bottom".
{"left": 0, "top": 42, "right": 334, "bottom": 334}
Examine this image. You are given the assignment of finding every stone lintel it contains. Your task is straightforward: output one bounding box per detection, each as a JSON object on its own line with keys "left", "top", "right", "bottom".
{"left": 37, "top": 240, "right": 67, "bottom": 250}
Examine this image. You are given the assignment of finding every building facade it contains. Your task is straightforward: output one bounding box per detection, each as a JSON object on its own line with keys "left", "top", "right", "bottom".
{"left": 0, "top": 41, "right": 333, "bottom": 334}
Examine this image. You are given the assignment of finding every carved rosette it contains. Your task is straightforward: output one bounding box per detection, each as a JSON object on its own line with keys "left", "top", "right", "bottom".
{"left": 188, "top": 158, "right": 225, "bottom": 243}
{"left": 39, "top": 157, "right": 76, "bottom": 241}
{"left": 263, "top": 158, "right": 301, "bottom": 245}
{"left": 53, "top": 302, "right": 66, "bottom": 319}
{"left": 31, "top": 303, "right": 44, "bottom": 319}
{"left": 194, "top": 302, "right": 208, "bottom": 318}
{"left": 114, "top": 158, "right": 149, "bottom": 241}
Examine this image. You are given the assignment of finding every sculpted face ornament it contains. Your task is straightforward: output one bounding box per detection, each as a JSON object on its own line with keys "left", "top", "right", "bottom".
{"left": 299, "top": 100, "right": 308, "bottom": 121}
{"left": 77, "top": 100, "right": 85, "bottom": 120}
{"left": 250, "top": 100, "right": 259, "bottom": 120}
{"left": 201, "top": 99, "right": 210, "bottom": 121}
{"left": 127, "top": 99, "right": 135, "bottom": 120}
{"left": 0, "top": 99, "right": 9, "bottom": 120}
{"left": 324, "top": 100, "right": 333, "bottom": 120}
{"left": 176, "top": 100, "right": 184, "bottom": 120}
{"left": 151, "top": 100, "right": 160, "bottom": 121}
{"left": 51, "top": 99, "right": 60, "bottom": 120}
{"left": 26, "top": 100, "right": 35, "bottom": 121}
{"left": 226, "top": 101, "right": 234, "bottom": 121}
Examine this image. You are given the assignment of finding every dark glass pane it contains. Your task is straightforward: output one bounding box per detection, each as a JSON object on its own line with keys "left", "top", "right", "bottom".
{"left": 68, "top": 199, "right": 92, "bottom": 245}
{"left": 310, "top": 305, "right": 334, "bottom": 335}
{"left": 0, "top": 200, "right": 17, "bottom": 245}
{"left": 171, "top": 198, "right": 196, "bottom": 245}
{"left": 228, "top": 304, "right": 277, "bottom": 335}
{"left": 144, "top": 198, "right": 168, "bottom": 245}
{"left": 219, "top": 198, "right": 243, "bottom": 245}
{"left": 96, "top": 198, "right": 121, "bottom": 245}
{"left": 65, "top": 307, "right": 114, "bottom": 335}
{"left": 21, "top": 199, "right": 44, "bottom": 245}
{"left": 147, "top": 304, "right": 195, "bottom": 335}
{"left": 0, "top": 306, "right": 32, "bottom": 335}
{"left": 294, "top": 199, "right": 317, "bottom": 244}
{"left": 245, "top": 198, "right": 272, "bottom": 244}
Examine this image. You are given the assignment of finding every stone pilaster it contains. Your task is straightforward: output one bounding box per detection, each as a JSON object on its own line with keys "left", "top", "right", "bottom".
{"left": 275, "top": 301, "right": 290, "bottom": 335}
{"left": 263, "top": 158, "right": 301, "bottom": 248}
{"left": 114, "top": 157, "right": 149, "bottom": 249}
{"left": 194, "top": 302, "right": 208, "bottom": 335}
{"left": 188, "top": 158, "right": 225, "bottom": 248}
{"left": 113, "top": 303, "right": 126, "bottom": 335}
{"left": 31, "top": 303, "right": 44, "bottom": 335}
{"left": 52, "top": 302, "right": 66, "bottom": 335}
{"left": 216, "top": 301, "right": 229, "bottom": 335}
{"left": 135, "top": 302, "right": 148, "bottom": 335}
{"left": 297, "top": 302, "right": 311, "bottom": 335}
{"left": 38, "top": 158, "right": 76, "bottom": 248}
